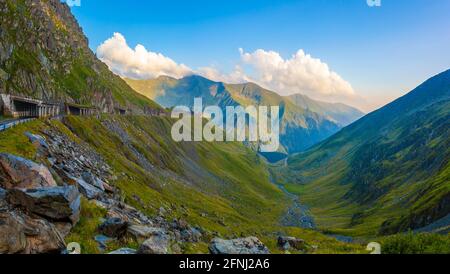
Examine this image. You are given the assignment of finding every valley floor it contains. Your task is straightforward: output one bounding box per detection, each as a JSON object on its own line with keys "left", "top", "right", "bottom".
{"left": 0, "top": 115, "right": 368, "bottom": 254}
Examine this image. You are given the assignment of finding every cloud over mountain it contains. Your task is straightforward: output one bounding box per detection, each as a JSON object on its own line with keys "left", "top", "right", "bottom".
{"left": 97, "top": 33, "right": 355, "bottom": 101}
{"left": 96, "top": 33, "right": 192, "bottom": 79}
{"left": 237, "top": 48, "right": 355, "bottom": 97}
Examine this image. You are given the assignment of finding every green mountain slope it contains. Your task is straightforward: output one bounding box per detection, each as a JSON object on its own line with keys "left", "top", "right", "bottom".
{"left": 126, "top": 76, "right": 363, "bottom": 154}
{"left": 0, "top": 0, "right": 367, "bottom": 254}
{"left": 0, "top": 0, "right": 160, "bottom": 112}
{"left": 279, "top": 69, "right": 450, "bottom": 236}
{"left": 0, "top": 115, "right": 366, "bottom": 254}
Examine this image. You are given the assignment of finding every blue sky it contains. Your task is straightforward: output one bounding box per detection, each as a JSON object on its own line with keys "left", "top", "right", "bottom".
{"left": 69, "top": 0, "right": 450, "bottom": 111}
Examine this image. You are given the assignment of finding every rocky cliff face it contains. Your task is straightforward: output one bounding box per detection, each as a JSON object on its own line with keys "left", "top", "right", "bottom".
{"left": 0, "top": 0, "right": 159, "bottom": 113}
{"left": 0, "top": 123, "right": 205, "bottom": 254}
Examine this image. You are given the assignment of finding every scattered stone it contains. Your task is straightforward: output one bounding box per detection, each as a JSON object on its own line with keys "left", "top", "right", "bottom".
{"left": 108, "top": 248, "right": 137, "bottom": 255}
{"left": 0, "top": 153, "right": 57, "bottom": 189}
{"left": 138, "top": 234, "right": 170, "bottom": 254}
{"left": 102, "top": 181, "right": 115, "bottom": 193}
{"left": 0, "top": 209, "right": 65, "bottom": 254}
{"left": 172, "top": 219, "right": 189, "bottom": 230}
{"left": 171, "top": 243, "right": 182, "bottom": 254}
{"left": 95, "top": 234, "right": 114, "bottom": 251}
{"left": 159, "top": 207, "right": 167, "bottom": 216}
{"left": 81, "top": 172, "right": 105, "bottom": 191}
{"left": 127, "top": 225, "right": 165, "bottom": 242}
{"left": 277, "top": 236, "right": 307, "bottom": 251}
{"left": 75, "top": 177, "right": 103, "bottom": 200}
{"left": 98, "top": 217, "right": 128, "bottom": 238}
{"left": 181, "top": 227, "right": 202, "bottom": 243}
{"left": 107, "top": 203, "right": 152, "bottom": 225}
{"left": 7, "top": 186, "right": 81, "bottom": 224}
{"left": 209, "top": 237, "right": 270, "bottom": 255}
{"left": 25, "top": 132, "right": 49, "bottom": 149}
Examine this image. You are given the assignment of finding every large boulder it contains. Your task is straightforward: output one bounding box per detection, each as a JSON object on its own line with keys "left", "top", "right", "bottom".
{"left": 0, "top": 209, "right": 65, "bottom": 254}
{"left": 7, "top": 186, "right": 81, "bottom": 224}
{"left": 137, "top": 233, "right": 170, "bottom": 254}
{"left": 98, "top": 217, "right": 128, "bottom": 238}
{"left": 0, "top": 153, "right": 57, "bottom": 189}
{"left": 209, "top": 237, "right": 270, "bottom": 254}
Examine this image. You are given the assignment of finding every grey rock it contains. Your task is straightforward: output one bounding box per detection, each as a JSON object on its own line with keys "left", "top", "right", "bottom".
{"left": 209, "top": 237, "right": 270, "bottom": 254}
{"left": 75, "top": 177, "right": 103, "bottom": 200}
{"left": 25, "top": 132, "right": 49, "bottom": 149}
{"left": 7, "top": 186, "right": 81, "bottom": 224}
{"left": 138, "top": 234, "right": 170, "bottom": 254}
{"left": 0, "top": 153, "right": 57, "bottom": 189}
{"left": 181, "top": 227, "right": 202, "bottom": 242}
{"left": 277, "top": 236, "right": 307, "bottom": 251}
{"left": 108, "top": 248, "right": 137, "bottom": 255}
{"left": 81, "top": 172, "right": 105, "bottom": 191}
{"left": 127, "top": 225, "right": 165, "bottom": 242}
{"left": 107, "top": 203, "right": 152, "bottom": 225}
{"left": 0, "top": 209, "right": 65, "bottom": 254}
{"left": 98, "top": 217, "right": 128, "bottom": 238}
{"left": 95, "top": 234, "right": 113, "bottom": 251}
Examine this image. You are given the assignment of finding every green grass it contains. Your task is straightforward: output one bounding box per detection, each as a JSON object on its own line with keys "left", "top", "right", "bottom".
{"left": 0, "top": 119, "right": 45, "bottom": 159}
{"left": 379, "top": 233, "right": 450, "bottom": 254}
{"left": 0, "top": 115, "right": 367, "bottom": 254}
{"left": 66, "top": 198, "right": 107, "bottom": 254}
{"left": 280, "top": 99, "right": 450, "bottom": 237}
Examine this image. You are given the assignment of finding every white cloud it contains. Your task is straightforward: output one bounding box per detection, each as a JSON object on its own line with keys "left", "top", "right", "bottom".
{"left": 96, "top": 33, "right": 192, "bottom": 79}
{"left": 237, "top": 48, "right": 355, "bottom": 98}
{"left": 197, "top": 65, "right": 250, "bottom": 84}
{"left": 96, "top": 33, "right": 355, "bottom": 102}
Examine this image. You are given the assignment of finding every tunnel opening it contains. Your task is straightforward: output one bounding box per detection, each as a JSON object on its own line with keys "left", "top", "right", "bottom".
{"left": 68, "top": 105, "right": 81, "bottom": 116}
{"left": 12, "top": 99, "right": 39, "bottom": 118}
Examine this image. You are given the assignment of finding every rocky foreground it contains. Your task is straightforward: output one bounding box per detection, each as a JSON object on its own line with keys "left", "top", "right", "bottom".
{"left": 0, "top": 129, "right": 306, "bottom": 254}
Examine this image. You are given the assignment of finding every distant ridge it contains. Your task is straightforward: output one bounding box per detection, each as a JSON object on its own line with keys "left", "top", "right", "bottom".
{"left": 282, "top": 69, "right": 450, "bottom": 235}
{"left": 126, "top": 75, "right": 364, "bottom": 154}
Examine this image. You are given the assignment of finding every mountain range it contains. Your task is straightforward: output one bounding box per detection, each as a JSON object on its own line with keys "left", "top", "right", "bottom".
{"left": 0, "top": 0, "right": 367, "bottom": 254}
{"left": 275, "top": 69, "right": 450, "bottom": 236}
{"left": 125, "top": 76, "right": 364, "bottom": 156}
{"left": 0, "top": 0, "right": 448, "bottom": 254}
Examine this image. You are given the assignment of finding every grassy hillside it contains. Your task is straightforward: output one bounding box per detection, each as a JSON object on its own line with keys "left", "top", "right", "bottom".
{"left": 277, "top": 69, "right": 450, "bottom": 237}
{"left": 0, "top": 115, "right": 366, "bottom": 254}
